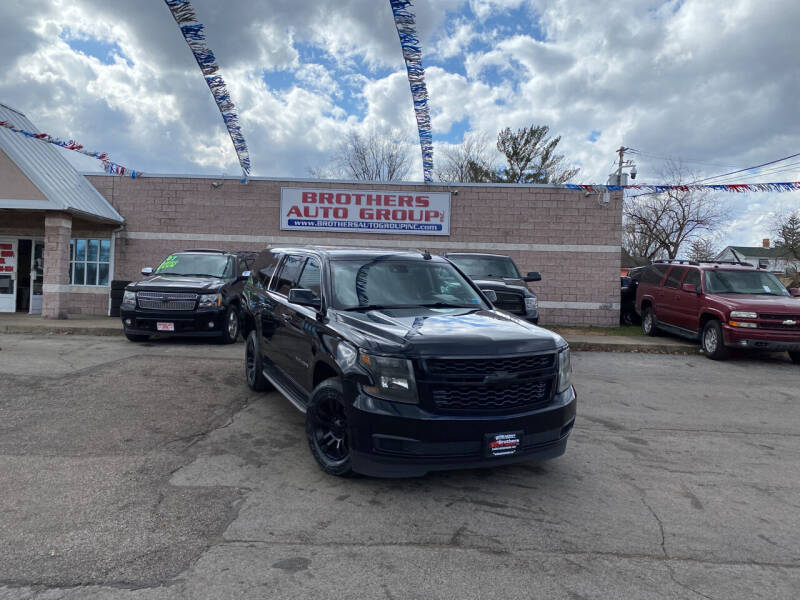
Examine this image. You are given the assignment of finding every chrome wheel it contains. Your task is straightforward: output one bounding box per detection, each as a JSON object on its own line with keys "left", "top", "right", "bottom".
{"left": 227, "top": 309, "right": 239, "bottom": 339}
{"left": 703, "top": 326, "right": 718, "bottom": 354}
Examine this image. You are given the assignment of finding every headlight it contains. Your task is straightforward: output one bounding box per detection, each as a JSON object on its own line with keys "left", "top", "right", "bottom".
{"left": 199, "top": 293, "right": 222, "bottom": 308}
{"left": 359, "top": 352, "right": 418, "bottom": 404}
{"left": 730, "top": 311, "right": 757, "bottom": 319}
{"left": 556, "top": 347, "right": 572, "bottom": 394}
{"left": 122, "top": 290, "right": 136, "bottom": 307}
{"left": 525, "top": 296, "right": 538, "bottom": 311}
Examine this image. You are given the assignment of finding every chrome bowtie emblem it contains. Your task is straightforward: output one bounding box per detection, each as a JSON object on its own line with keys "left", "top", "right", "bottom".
{"left": 783, "top": 320, "right": 797, "bottom": 326}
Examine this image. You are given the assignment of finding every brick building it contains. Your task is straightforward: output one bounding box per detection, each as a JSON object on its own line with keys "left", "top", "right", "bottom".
{"left": 1, "top": 103, "right": 623, "bottom": 326}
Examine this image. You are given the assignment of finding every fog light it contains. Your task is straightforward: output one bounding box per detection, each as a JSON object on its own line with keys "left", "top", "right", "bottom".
{"left": 124, "top": 319, "right": 132, "bottom": 326}
{"left": 208, "top": 321, "right": 215, "bottom": 329}
{"left": 739, "top": 340, "right": 748, "bottom": 346}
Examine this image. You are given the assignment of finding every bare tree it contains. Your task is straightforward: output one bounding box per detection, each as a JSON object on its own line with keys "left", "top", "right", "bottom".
{"left": 622, "top": 222, "right": 665, "bottom": 260}
{"left": 771, "top": 209, "right": 800, "bottom": 259}
{"left": 310, "top": 129, "right": 412, "bottom": 181}
{"left": 435, "top": 132, "right": 495, "bottom": 183}
{"left": 686, "top": 236, "right": 720, "bottom": 262}
{"left": 623, "top": 161, "right": 729, "bottom": 260}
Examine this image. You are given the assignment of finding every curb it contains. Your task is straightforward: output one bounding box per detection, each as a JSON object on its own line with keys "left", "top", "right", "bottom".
{"left": 0, "top": 324, "right": 700, "bottom": 353}
{"left": 0, "top": 325, "right": 124, "bottom": 337}
{"left": 567, "top": 340, "right": 699, "bottom": 354}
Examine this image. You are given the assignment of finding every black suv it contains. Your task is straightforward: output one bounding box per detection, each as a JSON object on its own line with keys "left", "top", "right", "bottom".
{"left": 445, "top": 253, "right": 541, "bottom": 324}
{"left": 240, "top": 246, "right": 576, "bottom": 478}
{"left": 121, "top": 249, "right": 255, "bottom": 343}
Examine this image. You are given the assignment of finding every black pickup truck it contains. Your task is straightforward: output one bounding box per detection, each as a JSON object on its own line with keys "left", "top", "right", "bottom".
{"left": 120, "top": 249, "right": 255, "bottom": 343}
{"left": 240, "top": 246, "right": 576, "bottom": 478}
{"left": 445, "top": 252, "right": 541, "bottom": 324}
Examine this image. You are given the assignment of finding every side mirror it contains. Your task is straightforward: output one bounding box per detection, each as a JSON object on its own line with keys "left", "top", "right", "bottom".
{"left": 288, "top": 288, "right": 321, "bottom": 309}
{"left": 790, "top": 287, "right": 800, "bottom": 297}
{"left": 238, "top": 270, "right": 251, "bottom": 282}
{"left": 141, "top": 267, "right": 153, "bottom": 276}
{"left": 681, "top": 283, "right": 699, "bottom": 294}
{"left": 481, "top": 289, "right": 498, "bottom": 303}
{"left": 523, "top": 272, "right": 542, "bottom": 282}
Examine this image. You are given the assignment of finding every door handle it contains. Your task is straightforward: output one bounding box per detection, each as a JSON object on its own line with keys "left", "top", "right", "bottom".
{"left": 281, "top": 313, "right": 292, "bottom": 322}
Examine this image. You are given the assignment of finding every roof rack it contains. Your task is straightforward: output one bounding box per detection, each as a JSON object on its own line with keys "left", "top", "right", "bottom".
{"left": 653, "top": 259, "right": 700, "bottom": 266}
{"left": 697, "top": 260, "right": 754, "bottom": 267}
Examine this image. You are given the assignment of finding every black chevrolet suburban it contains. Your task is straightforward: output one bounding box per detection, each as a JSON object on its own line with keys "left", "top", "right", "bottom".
{"left": 445, "top": 253, "right": 541, "bottom": 324}
{"left": 121, "top": 249, "right": 255, "bottom": 343}
{"left": 240, "top": 246, "right": 576, "bottom": 478}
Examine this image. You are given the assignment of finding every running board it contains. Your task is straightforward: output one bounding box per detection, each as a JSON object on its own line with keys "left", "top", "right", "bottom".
{"left": 261, "top": 363, "right": 308, "bottom": 414}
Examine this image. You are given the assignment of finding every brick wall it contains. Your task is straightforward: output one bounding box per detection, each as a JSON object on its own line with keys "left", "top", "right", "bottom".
{"left": 87, "top": 175, "right": 623, "bottom": 326}
{"left": 42, "top": 213, "right": 71, "bottom": 319}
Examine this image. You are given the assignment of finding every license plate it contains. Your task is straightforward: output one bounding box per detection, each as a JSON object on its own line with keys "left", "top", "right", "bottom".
{"left": 156, "top": 322, "right": 175, "bottom": 332}
{"left": 485, "top": 431, "right": 522, "bottom": 458}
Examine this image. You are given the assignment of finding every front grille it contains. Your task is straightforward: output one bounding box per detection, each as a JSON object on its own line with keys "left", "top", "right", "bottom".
{"left": 420, "top": 353, "right": 557, "bottom": 414}
{"left": 425, "top": 354, "right": 554, "bottom": 376}
{"left": 494, "top": 291, "right": 525, "bottom": 314}
{"left": 137, "top": 291, "right": 198, "bottom": 311}
{"left": 431, "top": 380, "right": 552, "bottom": 413}
{"left": 759, "top": 314, "right": 800, "bottom": 321}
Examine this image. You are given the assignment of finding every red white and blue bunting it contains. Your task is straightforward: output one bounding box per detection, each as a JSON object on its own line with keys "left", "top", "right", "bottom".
{"left": 566, "top": 182, "right": 800, "bottom": 193}
{"left": 164, "top": 0, "right": 251, "bottom": 178}
{"left": 389, "top": 0, "right": 433, "bottom": 183}
{"left": 0, "top": 119, "right": 139, "bottom": 177}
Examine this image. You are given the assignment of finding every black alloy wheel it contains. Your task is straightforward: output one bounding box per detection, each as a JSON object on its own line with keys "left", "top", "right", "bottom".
{"left": 245, "top": 330, "right": 271, "bottom": 391}
{"left": 221, "top": 305, "right": 240, "bottom": 344}
{"left": 701, "top": 320, "right": 729, "bottom": 360}
{"left": 641, "top": 306, "right": 657, "bottom": 337}
{"left": 306, "top": 379, "right": 354, "bottom": 477}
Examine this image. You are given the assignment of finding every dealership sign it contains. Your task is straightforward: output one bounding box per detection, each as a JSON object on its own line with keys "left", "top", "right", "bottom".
{"left": 280, "top": 187, "right": 450, "bottom": 235}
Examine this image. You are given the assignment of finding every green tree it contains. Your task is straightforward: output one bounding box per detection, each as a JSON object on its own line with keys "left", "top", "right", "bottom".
{"left": 772, "top": 210, "right": 800, "bottom": 259}
{"left": 494, "top": 125, "right": 580, "bottom": 184}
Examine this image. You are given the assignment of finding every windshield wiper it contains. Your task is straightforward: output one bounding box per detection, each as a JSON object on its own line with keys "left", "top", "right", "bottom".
{"left": 341, "top": 304, "right": 416, "bottom": 311}
{"left": 418, "top": 302, "right": 480, "bottom": 309}
{"left": 158, "top": 272, "right": 223, "bottom": 278}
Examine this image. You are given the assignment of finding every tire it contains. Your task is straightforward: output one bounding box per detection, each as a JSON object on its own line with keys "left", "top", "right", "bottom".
{"left": 245, "top": 330, "right": 271, "bottom": 391}
{"left": 789, "top": 351, "right": 800, "bottom": 364}
{"left": 641, "top": 306, "right": 658, "bottom": 337}
{"left": 124, "top": 331, "right": 150, "bottom": 342}
{"left": 701, "top": 320, "right": 729, "bottom": 360}
{"left": 306, "top": 379, "right": 354, "bottom": 478}
{"left": 220, "top": 304, "right": 240, "bottom": 344}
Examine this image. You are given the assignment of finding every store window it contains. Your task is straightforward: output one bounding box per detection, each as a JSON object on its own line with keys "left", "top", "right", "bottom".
{"left": 70, "top": 239, "right": 111, "bottom": 286}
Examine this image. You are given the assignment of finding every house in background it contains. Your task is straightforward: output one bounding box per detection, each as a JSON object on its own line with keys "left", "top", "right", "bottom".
{"left": 716, "top": 239, "right": 800, "bottom": 274}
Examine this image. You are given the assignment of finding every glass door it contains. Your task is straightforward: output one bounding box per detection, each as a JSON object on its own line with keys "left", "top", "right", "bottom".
{"left": 29, "top": 240, "right": 44, "bottom": 314}
{"left": 0, "top": 239, "right": 17, "bottom": 313}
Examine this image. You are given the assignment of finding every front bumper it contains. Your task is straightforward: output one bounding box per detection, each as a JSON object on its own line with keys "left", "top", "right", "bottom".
{"left": 120, "top": 306, "right": 227, "bottom": 337}
{"left": 722, "top": 324, "right": 800, "bottom": 351}
{"left": 346, "top": 385, "right": 577, "bottom": 477}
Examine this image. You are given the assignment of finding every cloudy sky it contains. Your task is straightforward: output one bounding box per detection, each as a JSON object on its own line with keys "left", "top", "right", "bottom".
{"left": 1, "top": 0, "right": 798, "bottom": 247}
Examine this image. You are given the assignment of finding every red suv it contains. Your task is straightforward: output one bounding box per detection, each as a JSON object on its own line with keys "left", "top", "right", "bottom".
{"left": 633, "top": 261, "right": 800, "bottom": 361}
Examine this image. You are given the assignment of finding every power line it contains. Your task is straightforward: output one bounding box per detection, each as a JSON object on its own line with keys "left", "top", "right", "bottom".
{"left": 710, "top": 160, "right": 800, "bottom": 184}
{"left": 627, "top": 149, "right": 741, "bottom": 170}
{"left": 693, "top": 152, "right": 800, "bottom": 184}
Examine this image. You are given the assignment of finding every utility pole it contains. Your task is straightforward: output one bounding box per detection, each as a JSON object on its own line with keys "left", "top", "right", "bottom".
{"left": 617, "top": 146, "right": 628, "bottom": 185}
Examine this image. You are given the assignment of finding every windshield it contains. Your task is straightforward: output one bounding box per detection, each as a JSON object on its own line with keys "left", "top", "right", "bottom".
{"left": 330, "top": 259, "right": 486, "bottom": 310}
{"left": 154, "top": 253, "right": 231, "bottom": 278}
{"left": 704, "top": 270, "right": 790, "bottom": 296}
{"left": 448, "top": 255, "right": 520, "bottom": 279}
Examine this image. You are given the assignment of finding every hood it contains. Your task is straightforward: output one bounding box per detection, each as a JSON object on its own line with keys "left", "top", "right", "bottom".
{"left": 128, "top": 275, "right": 224, "bottom": 293}
{"left": 471, "top": 278, "right": 534, "bottom": 297}
{"left": 332, "top": 307, "right": 563, "bottom": 356}
{"left": 708, "top": 294, "right": 800, "bottom": 315}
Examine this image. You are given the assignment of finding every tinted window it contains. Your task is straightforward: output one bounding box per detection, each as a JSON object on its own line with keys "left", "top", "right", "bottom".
{"left": 683, "top": 269, "right": 701, "bottom": 289}
{"left": 664, "top": 267, "right": 688, "bottom": 289}
{"left": 252, "top": 251, "right": 281, "bottom": 289}
{"left": 448, "top": 255, "right": 520, "bottom": 279}
{"left": 297, "top": 258, "right": 321, "bottom": 298}
{"left": 272, "top": 255, "right": 306, "bottom": 295}
{"left": 640, "top": 264, "right": 668, "bottom": 285}
{"left": 705, "top": 269, "right": 790, "bottom": 296}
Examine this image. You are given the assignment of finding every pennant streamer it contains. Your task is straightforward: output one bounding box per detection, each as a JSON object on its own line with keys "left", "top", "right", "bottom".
{"left": 164, "top": 0, "right": 251, "bottom": 177}
{"left": 389, "top": 0, "right": 433, "bottom": 183}
{"left": 566, "top": 182, "right": 800, "bottom": 193}
{"left": 0, "top": 120, "right": 140, "bottom": 177}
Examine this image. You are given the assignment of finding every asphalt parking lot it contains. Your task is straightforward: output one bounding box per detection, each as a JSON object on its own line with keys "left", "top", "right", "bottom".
{"left": 0, "top": 333, "right": 798, "bottom": 599}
